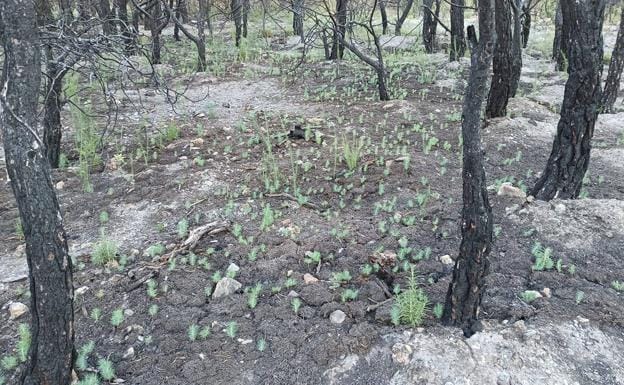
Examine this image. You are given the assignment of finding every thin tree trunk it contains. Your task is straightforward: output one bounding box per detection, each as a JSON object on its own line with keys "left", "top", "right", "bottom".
{"left": 43, "top": 63, "right": 66, "bottom": 168}
{"left": 600, "top": 7, "right": 624, "bottom": 113}
{"left": 117, "top": 0, "right": 135, "bottom": 55}
{"left": 231, "top": 0, "right": 243, "bottom": 46}
{"left": 0, "top": 2, "right": 74, "bottom": 385}
{"left": 442, "top": 0, "right": 495, "bottom": 337}
{"left": 395, "top": 0, "right": 414, "bottom": 35}
{"left": 242, "top": 0, "right": 250, "bottom": 38}
{"left": 449, "top": 0, "right": 466, "bottom": 61}
{"left": 173, "top": 0, "right": 181, "bottom": 41}
{"left": 98, "top": 0, "right": 114, "bottom": 34}
{"left": 206, "top": 0, "right": 213, "bottom": 38}
{"left": 422, "top": 0, "right": 440, "bottom": 52}
{"left": 486, "top": 0, "right": 513, "bottom": 118}
{"left": 531, "top": 0, "right": 606, "bottom": 200}
{"left": 330, "top": 0, "right": 347, "bottom": 60}
{"left": 510, "top": 0, "right": 523, "bottom": 97}
{"left": 292, "top": 0, "right": 304, "bottom": 38}
{"left": 379, "top": 0, "right": 388, "bottom": 34}
{"left": 521, "top": 0, "right": 531, "bottom": 48}
{"left": 553, "top": 1, "right": 567, "bottom": 71}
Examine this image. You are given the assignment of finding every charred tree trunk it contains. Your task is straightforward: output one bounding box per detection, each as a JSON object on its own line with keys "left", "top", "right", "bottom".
{"left": 449, "top": 0, "right": 466, "bottom": 61}
{"left": 173, "top": 0, "right": 181, "bottom": 41}
{"left": 292, "top": 0, "right": 304, "bottom": 38}
{"left": 330, "top": 0, "right": 347, "bottom": 60}
{"left": 442, "top": 0, "right": 495, "bottom": 337}
{"left": 486, "top": 0, "right": 513, "bottom": 118}
{"left": 531, "top": 0, "right": 606, "bottom": 200}
{"left": 178, "top": 0, "right": 188, "bottom": 22}
{"left": 422, "top": 0, "right": 440, "bottom": 53}
{"left": 510, "top": 0, "right": 523, "bottom": 97}
{"left": 600, "top": 7, "right": 624, "bottom": 113}
{"left": 206, "top": 0, "right": 213, "bottom": 38}
{"left": 0, "top": 2, "right": 75, "bottom": 385}
{"left": 98, "top": 0, "right": 114, "bottom": 34}
{"left": 395, "top": 0, "right": 414, "bottom": 35}
{"left": 521, "top": 0, "right": 531, "bottom": 48}
{"left": 553, "top": 1, "right": 567, "bottom": 71}
{"left": 116, "top": 0, "right": 136, "bottom": 55}
{"left": 242, "top": 0, "right": 250, "bottom": 38}
{"left": 379, "top": 0, "right": 388, "bottom": 34}
{"left": 167, "top": 0, "right": 206, "bottom": 71}
{"left": 231, "top": 0, "right": 243, "bottom": 46}
{"left": 43, "top": 62, "right": 67, "bottom": 168}
{"left": 148, "top": 0, "right": 168, "bottom": 64}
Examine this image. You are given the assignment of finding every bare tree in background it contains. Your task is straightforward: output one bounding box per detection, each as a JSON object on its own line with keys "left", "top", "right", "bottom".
{"left": 601, "top": 5, "right": 624, "bottom": 113}
{"left": 395, "top": 0, "right": 415, "bottom": 35}
{"left": 449, "top": 0, "right": 466, "bottom": 61}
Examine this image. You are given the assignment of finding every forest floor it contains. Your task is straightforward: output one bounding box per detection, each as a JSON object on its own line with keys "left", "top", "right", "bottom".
{"left": 1, "top": 20, "right": 624, "bottom": 385}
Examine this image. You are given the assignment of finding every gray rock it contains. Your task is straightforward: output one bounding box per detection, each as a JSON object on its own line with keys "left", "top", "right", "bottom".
{"left": 212, "top": 277, "right": 242, "bottom": 299}
{"left": 8, "top": 302, "right": 28, "bottom": 320}
{"left": 330, "top": 310, "right": 346, "bottom": 324}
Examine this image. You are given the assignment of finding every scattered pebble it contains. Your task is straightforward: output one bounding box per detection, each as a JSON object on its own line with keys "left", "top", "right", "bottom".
{"left": 497, "top": 183, "right": 527, "bottom": 199}
{"left": 330, "top": 310, "right": 346, "bottom": 324}
{"left": 212, "top": 277, "right": 242, "bottom": 299}
{"left": 122, "top": 346, "right": 135, "bottom": 360}
{"left": 439, "top": 254, "right": 454, "bottom": 265}
{"left": 303, "top": 273, "right": 319, "bottom": 284}
{"left": 8, "top": 302, "right": 28, "bottom": 320}
{"left": 391, "top": 342, "right": 413, "bottom": 364}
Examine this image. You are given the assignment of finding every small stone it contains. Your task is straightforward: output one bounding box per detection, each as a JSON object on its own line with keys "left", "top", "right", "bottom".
{"left": 526, "top": 195, "right": 535, "bottom": 203}
{"left": 9, "top": 302, "right": 28, "bottom": 320}
{"left": 439, "top": 254, "right": 453, "bottom": 265}
{"left": 124, "top": 309, "right": 134, "bottom": 317}
{"left": 497, "top": 372, "right": 512, "bottom": 385}
{"left": 191, "top": 138, "right": 205, "bottom": 147}
{"left": 287, "top": 290, "right": 299, "bottom": 298}
{"left": 497, "top": 182, "right": 527, "bottom": 199}
{"left": 577, "top": 316, "right": 590, "bottom": 324}
{"left": 226, "top": 263, "right": 240, "bottom": 275}
{"left": 330, "top": 310, "right": 346, "bottom": 324}
{"left": 75, "top": 286, "right": 89, "bottom": 296}
{"left": 554, "top": 203, "right": 566, "bottom": 214}
{"left": 55, "top": 181, "right": 65, "bottom": 190}
{"left": 391, "top": 343, "right": 413, "bottom": 364}
{"left": 237, "top": 338, "right": 253, "bottom": 345}
{"left": 542, "top": 287, "right": 552, "bottom": 298}
{"left": 165, "top": 243, "right": 176, "bottom": 251}
{"left": 513, "top": 320, "right": 526, "bottom": 332}
{"left": 122, "top": 346, "right": 135, "bottom": 360}
{"left": 303, "top": 273, "right": 319, "bottom": 284}
{"left": 212, "top": 277, "right": 242, "bottom": 299}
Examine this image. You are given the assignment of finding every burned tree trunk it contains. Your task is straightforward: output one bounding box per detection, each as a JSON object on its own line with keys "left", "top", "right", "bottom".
{"left": 116, "top": 0, "right": 136, "bottom": 55}
{"left": 486, "top": 0, "right": 512, "bottom": 118}
{"left": 231, "top": 0, "right": 243, "bottom": 46}
{"left": 395, "top": 0, "right": 414, "bottom": 35}
{"left": 553, "top": 1, "right": 568, "bottom": 71}
{"left": 98, "top": 0, "right": 114, "bottom": 34}
{"left": 43, "top": 62, "right": 67, "bottom": 168}
{"left": 242, "top": 0, "right": 250, "bottom": 38}
{"left": 0, "top": 2, "right": 74, "bottom": 385}
{"left": 379, "top": 0, "right": 388, "bottom": 34}
{"left": 292, "top": 0, "right": 304, "bottom": 38}
{"left": 510, "top": 0, "right": 523, "bottom": 97}
{"left": 422, "top": 0, "right": 440, "bottom": 53}
{"left": 442, "top": 0, "right": 494, "bottom": 337}
{"left": 521, "top": 0, "right": 531, "bottom": 48}
{"left": 330, "top": 0, "right": 347, "bottom": 60}
{"left": 600, "top": 7, "right": 624, "bottom": 113}
{"left": 531, "top": 0, "right": 606, "bottom": 200}
{"left": 449, "top": 0, "right": 466, "bottom": 61}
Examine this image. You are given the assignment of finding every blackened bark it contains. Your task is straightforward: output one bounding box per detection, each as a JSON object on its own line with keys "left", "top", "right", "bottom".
{"left": 449, "top": 0, "right": 466, "bottom": 61}
{"left": 422, "top": 0, "right": 440, "bottom": 53}
{"left": 148, "top": 0, "right": 168, "bottom": 64}
{"left": 242, "top": 0, "right": 249, "bottom": 38}
{"left": 531, "top": 0, "right": 605, "bottom": 200}
{"left": 553, "top": 1, "right": 568, "bottom": 71}
{"left": 600, "top": 7, "right": 624, "bottom": 113}
{"left": 231, "top": 0, "right": 243, "bottom": 46}
{"left": 330, "top": 0, "right": 347, "bottom": 60}
{"left": 98, "top": 0, "right": 114, "bottom": 34}
{"left": 442, "top": 0, "right": 494, "bottom": 338}
{"left": 486, "top": 0, "right": 513, "bottom": 118}
{"left": 178, "top": 0, "right": 188, "bottom": 22}
{"left": 116, "top": 0, "right": 136, "bottom": 55}
{"left": 379, "top": 0, "right": 388, "bottom": 34}
{"left": 0, "top": 2, "right": 74, "bottom": 385}
{"left": 173, "top": 0, "right": 181, "bottom": 41}
{"left": 167, "top": 0, "right": 206, "bottom": 71}
{"left": 395, "top": 0, "right": 414, "bottom": 35}
{"left": 43, "top": 63, "right": 66, "bottom": 168}
{"left": 510, "top": 0, "right": 523, "bottom": 97}
{"left": 292, "top": 0, "right": 304, "bottom": 38}
{"left": 521, "top": 0, "right": 531, "bottom": 48}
